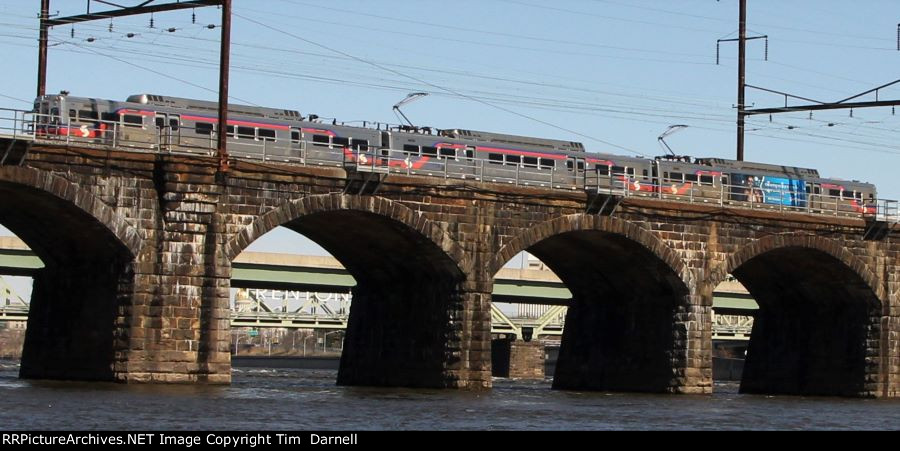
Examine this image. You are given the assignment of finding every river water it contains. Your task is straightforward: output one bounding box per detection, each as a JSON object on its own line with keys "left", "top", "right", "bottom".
{"left": 0, "top": 361, "right": 897, "bottom": 430}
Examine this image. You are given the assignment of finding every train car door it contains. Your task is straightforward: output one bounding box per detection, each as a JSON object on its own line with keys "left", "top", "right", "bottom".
{"left": 567, "top": 157, "right": 585, "bottom": 189}
{"left": 167, "top": 115, "right": 180, "bottom": 149}
{"left": 290, "top": 128, "right": 303, "bottom": 161}
{"left": 379, "top": 131, "right": 393, "bottom": 165}
{"left": 652, "top": 160, "right": 661, "bottom": 196}
{"left": 154, "top": 114, "right": 181, "bottom": 151}
{"left": 155, "top": 114, "right": 167, "bottom": 149}
{"left": 810, "top": 183, "right": 822, "bottom": 211}
{"left": 720, "top": 174, "right": 729, "bottom": 202}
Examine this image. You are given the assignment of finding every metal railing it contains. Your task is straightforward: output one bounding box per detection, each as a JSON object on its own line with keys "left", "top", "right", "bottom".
{"left": 1, "top": 108, "right": 897, "bottom": 224}
{"left": 585, "top": 168, "right": 899, "bottom": 223}
{"left": 0, "top": 108, "right": 37, "bottom": 142}
{"left": 343, "top": 147, "right": 580, "bottom": 190}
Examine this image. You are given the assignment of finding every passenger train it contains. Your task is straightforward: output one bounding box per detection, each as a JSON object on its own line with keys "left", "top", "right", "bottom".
{"left": 32, "top": 92, "right": 877, "bottom": 215}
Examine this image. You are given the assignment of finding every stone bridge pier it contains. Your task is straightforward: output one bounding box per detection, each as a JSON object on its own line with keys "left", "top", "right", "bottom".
{"left": 0, "top": 142, "right": 898, "bottom": 397}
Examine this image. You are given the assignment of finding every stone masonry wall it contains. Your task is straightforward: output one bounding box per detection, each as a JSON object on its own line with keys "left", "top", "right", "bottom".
{"left": 1, "top": 142, "right": 897, "bottom": 396}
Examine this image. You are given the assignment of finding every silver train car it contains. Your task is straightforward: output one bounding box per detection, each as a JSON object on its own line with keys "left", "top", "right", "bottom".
{"left": 32, "top": 92, "right": 878, "bottom": 215}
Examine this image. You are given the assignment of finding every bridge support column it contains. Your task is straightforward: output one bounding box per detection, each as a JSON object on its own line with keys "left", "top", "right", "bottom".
{"left": 114, "top": 267, "right": 231, "bottom": 384}
{"left": 492, "top": 338, "right": 545, "bottom": 380}
{"left": 674, "top": 300, "right": 713, "bottom": 394}
{"left": 111, "top": 161, "right": 232, "bottom": 384}
{"left": 888, "top": 313, "right": 900, "bottom": 397}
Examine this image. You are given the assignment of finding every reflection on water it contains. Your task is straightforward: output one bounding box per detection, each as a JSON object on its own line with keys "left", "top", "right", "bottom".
{"left": 0, "top": 361, "right": 896, "bottom": 430}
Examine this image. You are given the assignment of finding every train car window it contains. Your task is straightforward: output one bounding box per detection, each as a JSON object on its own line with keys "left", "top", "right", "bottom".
{"left": 596, "top": 165, "right": 610, "bottom": 176}
{"left": 523, "top": 156, "right": 538, "bottom": 168}
{"left": 258, "top": 129, "right": 277, "bottom": 142}
{"left": 169, "top": 118, "right": 179, "bottom": 132}
{"left": 69, "top": 109, "right": 77, "bottom": 119}
{"left": 611, "top": 166, "right": 625, "bottom": 175}
{"left": 829, "top": 189, "right": 842, "bottom": 198}
{"left": 439, "top": 147, "right": 456, "bottom": 159}
{"left": 700, "top": 175, "right": 713, "bottom": 185}
{"left": 155, "top": 117, "right": 166, "bottom": 129}
{"left": 505, "top": 154, "right": 521, "bottom": 166}
{"left": 669, "top": 172, "right": 683, "bottom": 182}
{"left": 351, "top": 139, "right": 368, "bottom": 151}
{"left": 333, "top": 137, "right": 350, "bottom": 147}
{"left": 566, "top": 160, "right": 573, "bottom": 170}
{"left": 422, "top": 146, "right": 438, "bottom": 157}
{"left": 488, "top": 153, "right": 503, "bottom": 165}
{"left": 403, "top": 144, "right": 419, "bottom": 155}
{"left": 226, "top": 125, "right": 236, "bottom": 138}
{"left": 195, "top": 122, "right": 214, "bottom": 135}
{"left": 577, "top": 161, "right": 585, "bottom": 171}
{"left": 643, "top": 170, "right": 649, "bottom": 177}
{"left": 122, "top": 114, "right": 144, "bottom": 128}
{"left": 312, "top": 135, "right": 331, "bottom": 146}
{"left": 291, "top": 130, "right": 301, "bottom": 144}
{"left": 626, "top": 168, "right": 635, "bottom": 176}
{"left": 79, "top": 110, "right": 99, "bottom": 121}
{"left": 465, "top": 147, "right": 475, "bottom": 160}
{"left": 540, "top": 159, "right": 555, "bottom": 169}
{"left": 685, "top": 174, "right": 698, "bottom": 182}
{"left": 854, "top": 191, "right": 862, "bottom": 200}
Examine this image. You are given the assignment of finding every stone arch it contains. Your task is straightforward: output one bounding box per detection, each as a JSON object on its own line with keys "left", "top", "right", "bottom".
{"left": 225, "top": 193, "right": 475, "bottom": 388}
{"left": 0, "top": 166, "right": 143, "bottom": 259}
{"left": 0, "top": 166, "right": 143, "bottom": 382}
{"left": 491, "top": 214, "right": 698, "bottom": 393}
{"left": 716, "top": 233, "right": 886, "bottom": 397}
{"left": 716, "top": 233, "right": 885, "bottom": 305}
{"left": 490, "top": 214, "right": 689, "bottom": 287}
{"left": 226, "top": 193, "right": 466, "bottom": 273}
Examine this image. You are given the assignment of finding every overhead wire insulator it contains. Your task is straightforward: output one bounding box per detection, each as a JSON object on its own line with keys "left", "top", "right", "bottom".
{"left": 149, "top": 12, "right": 155, "bottom": 29}
{"left": 192, "top": 8, "right": 197, "bottom": 24}
{"left": 764, "top": 36, "right": 768, "bottom": 61}
{"left": 109, "top": 18, "right": 113, "bottom": 33}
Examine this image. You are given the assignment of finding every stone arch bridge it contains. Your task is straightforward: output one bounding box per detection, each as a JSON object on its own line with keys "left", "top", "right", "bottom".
{"left": 1, "top": 140, "right": 898, "bottom": 397}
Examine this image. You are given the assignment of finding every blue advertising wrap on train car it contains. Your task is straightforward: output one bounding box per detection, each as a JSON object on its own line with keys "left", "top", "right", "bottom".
{"left": 730, "top": 173, "right": 807, "bottom": 206}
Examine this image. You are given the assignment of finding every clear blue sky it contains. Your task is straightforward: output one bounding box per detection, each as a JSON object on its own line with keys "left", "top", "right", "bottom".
{"left": 0, "top": 0, "right": 898, "bottom": 285}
